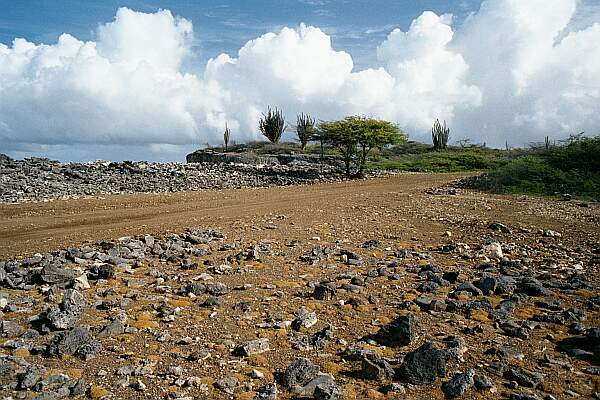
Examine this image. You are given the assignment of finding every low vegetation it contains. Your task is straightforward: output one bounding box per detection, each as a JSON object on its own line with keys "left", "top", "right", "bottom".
{"left": 468, "top": 134, "right": 600, "bottom": 200}
{"left": 368, "top": 144, "right": 514, "bottom": 172}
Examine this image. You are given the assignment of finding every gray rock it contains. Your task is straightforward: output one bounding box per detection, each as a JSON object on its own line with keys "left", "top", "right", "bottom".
{"left": 70, "top": 378, "right": 87, "bottom": 396}
{"left": 380, "top": 383, "right": 406, "bottom": 394}
{"left": 44, "top": 305, "right": 79, "bottom": 330}
{"left": 374, "top": 314, "right": 417, "bottom": 347}
{"left": 520, "top": 277, "right": 549, "bottom": 296}
{"left": 181, "top": 282, "right": 206, "bottom": 296}
{"left": 18, "top": 364, "right": 46, "bottom": 389}
{"left": 361, "top": 356, "right": 395, "bottom": 381}
{"left": 0, "top": 362, "right": 14, "bottom": 379}
{"left": 43, "top": 289, "right": 87, "bottom": 330}
{"left": 292, "top": 310, "right": 318, "bottom": 331}
{"left": 60, "top": 289, "right": 86, "bottom": 312}
{"left": 46, "top": 326, "right": 101, "bottom": 360}
{"left": 41, "top": 265, "right": 74, "bottom": 286}
{"left": 235, "top": 338, "right": 270, "bottom": 356}
{"left": 292, "top": 325, "right": 334, "bottom": 351}
{"left": 442, "top": 369, "right": 475, "bottom": 397}
{"left": 0, "top": 320, "right": 22, "bottom": 337}
{"left": 443, "top": 336, "right": 467, "bottom": 361}
{"left": 476, "top": 277, "right": 497, "bottom": 295}
{"left": 500, "top": 320, "right": 530, "bottom": 339}
{"left": 455, "top": 282, "right": 483, "bottom": 297}
{"left": 495, "top": 276, "right": 517, "bottom": 295}
{"left": 474, "top": 374, "right": 495, "bottom": 391}
{"left": 291, "top": 373, "right": 334, "bottom": 397}
{"left": 398, "top": 341, "right": 447, "bottom": 385}
{"left": 488, "top": 223, "right": 511, "bottom": 233}
{"left": 314, "top": 382, "right": 343, "bottom": 400}
{"left": 131, "top": 379, "right": 147, "bottom": 391}
{"left": 282, "top": 358, "right": 320, "bottom": 388}
{"left": 205, "top": 282, "right": 229, "bottom": 296}
{"left": 255, "top": 383, "right": 277, "bottom": 399}
{"left": 33, "top": 391, "right": 65, "bottom": 399}
{"left": 313, "top": 283, "right": 337, "bottom": 300}
{"left": 98, "top": 318, "right": 125, "bottom": 337}
{"left": 215, "top": 376, "right": 238, "bottom": 394}
{"left": 504, "top": 368, "right": 544, "bottom": 388}
{"left": 89, "top": 263, "right": 115, "bottom": 280}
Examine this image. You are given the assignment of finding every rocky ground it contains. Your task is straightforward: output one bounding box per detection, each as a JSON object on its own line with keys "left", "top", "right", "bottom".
{"left": 0, "top": 173, "right": 599, "bottom": 400}
{"left": 0, "top": 154, "right": 346, "bottom": 203}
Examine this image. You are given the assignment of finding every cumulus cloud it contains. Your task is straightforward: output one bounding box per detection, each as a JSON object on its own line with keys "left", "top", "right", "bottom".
{"left": 0, "top": 1, "right": 599, "bottom": 161}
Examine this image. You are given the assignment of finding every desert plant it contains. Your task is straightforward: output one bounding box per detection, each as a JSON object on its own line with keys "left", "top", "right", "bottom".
{"left": 319, "top": 116, "right": 405, "bottom": 176}
{"left": 223, "top": 123, "right": 231, "bottom": 151}
{"left": 259, "top": 106, "right": 286, "bottom": 143}
{"left": 296, "top": 113, "right": 315, "bottom": 151}
{"left": 432, "top": 119, "right": 450, "bottom": 150}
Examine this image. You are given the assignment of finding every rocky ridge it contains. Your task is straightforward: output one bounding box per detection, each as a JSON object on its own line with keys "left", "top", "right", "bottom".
{"left": 0, "top": 154, "right": 349, "bottom": 203}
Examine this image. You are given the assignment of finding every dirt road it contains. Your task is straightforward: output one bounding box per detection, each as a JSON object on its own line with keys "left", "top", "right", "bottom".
{"left": 1, "top": 173, "right": 598, "bottom": 259}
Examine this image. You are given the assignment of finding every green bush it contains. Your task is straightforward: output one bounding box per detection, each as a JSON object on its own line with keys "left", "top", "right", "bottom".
{"left": 544, "top": 134, "right": 600, "bottom": 173}
{"left": 369, "top": 147, "right": 511, "bottom": 172}
{"left": 470, "top": 135, "right": 600, "bottom": 199}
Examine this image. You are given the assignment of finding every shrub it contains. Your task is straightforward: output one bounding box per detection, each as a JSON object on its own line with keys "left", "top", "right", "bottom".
{"left": 432, "top": 119, "right": 450, "bottom": 150}
{"left": 469, "top": 134, "right": 600, "bottom": 199}
{"left": 296, "top": 113, "right": 315, "bottom": 152}
{"left": 259, "top": 107, "right": 286, "bottom": 143}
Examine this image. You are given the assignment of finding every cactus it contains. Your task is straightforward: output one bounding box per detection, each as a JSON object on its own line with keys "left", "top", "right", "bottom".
{"left": 259, "top": 106, "right": 286, "bottom": 143}
{"left": 296, "top": 113, "right": 315, "bottom": 151}
{"left": 223, "top": 123, "right": 231, "bottom": 152}
{"left": 431, "top": 119, "right": 450, "bottom": 150}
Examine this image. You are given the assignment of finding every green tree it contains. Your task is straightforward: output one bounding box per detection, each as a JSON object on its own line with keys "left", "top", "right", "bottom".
{"left": 259, "top": 106, "right": 285, "bottom": 143}
{"left": 296, "top": 113, "right": 315, "bottom": 152}
{"left": 319, "top": 116, "right": 406, "bottom": 176}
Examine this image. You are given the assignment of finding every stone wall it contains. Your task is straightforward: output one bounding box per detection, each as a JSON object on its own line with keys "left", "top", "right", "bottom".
{"left": 186, "top": 149, "right": 341, "bottom": 167}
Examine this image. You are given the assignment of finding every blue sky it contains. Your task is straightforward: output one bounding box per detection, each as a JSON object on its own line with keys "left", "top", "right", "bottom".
{"left": 0, "top": 0, "right": 599, "bottom": 162}
{"left": 0, "top": 0, "right": 482, "bottom": 70}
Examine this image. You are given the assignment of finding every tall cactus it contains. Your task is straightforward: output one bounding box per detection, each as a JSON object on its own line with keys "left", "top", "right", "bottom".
{"left": 223, "top": 123, "right": 231, "bottom": 151}
{"left": 259, "top": 106, "right": 286, "bottom": 143}
{"left": 296, "top": 113, "right": 315, "bottom": 151}
{"left": 432, "top": 119, "right": 450, "bottom": 150}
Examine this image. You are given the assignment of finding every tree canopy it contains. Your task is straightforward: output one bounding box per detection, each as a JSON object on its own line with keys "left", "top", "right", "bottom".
{"left": 318, "top": 116, "right": 406, "bottom": 176}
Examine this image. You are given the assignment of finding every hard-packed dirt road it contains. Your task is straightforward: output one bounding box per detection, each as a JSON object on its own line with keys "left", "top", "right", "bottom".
{"left": 1, "top": 173, "right": 597, "bottom": 259}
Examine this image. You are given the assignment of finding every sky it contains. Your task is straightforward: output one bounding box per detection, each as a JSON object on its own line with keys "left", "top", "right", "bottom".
{"left": 0, "top": 0, "right": 599, "bottom": 162}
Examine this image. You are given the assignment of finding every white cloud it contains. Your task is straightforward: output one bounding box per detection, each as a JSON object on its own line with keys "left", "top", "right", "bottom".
{"left": 451, "top": 0, "right": 600, "bottom": 145}
{"left": 0, "top": 1, "right": 599, "bottom": 161}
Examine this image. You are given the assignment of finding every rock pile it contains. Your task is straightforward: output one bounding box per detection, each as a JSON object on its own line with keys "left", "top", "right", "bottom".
{"left": 0, "top": 154, "right": 345, "bottom": 203}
